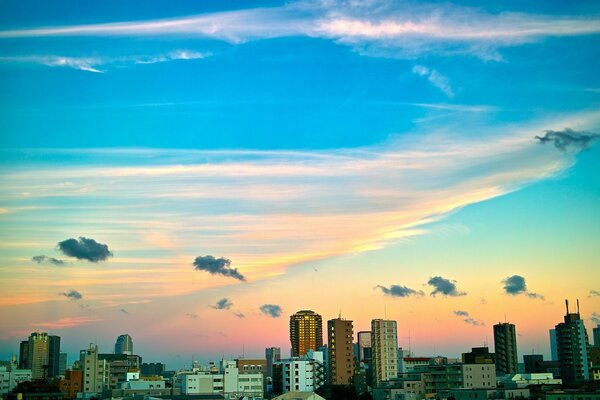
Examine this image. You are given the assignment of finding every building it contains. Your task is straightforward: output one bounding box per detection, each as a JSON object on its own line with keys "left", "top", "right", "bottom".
{"left": 549, "top": 329, "right": 558, "bottom": 361}
{"left": 0, "top": 363, "right": 33, "bottom": 395}
{"left": 58, "top": 353, "right": 67, "bottom": 377}
{"left": 19, "top": 333, "right": 61, "bottom": 380}
{"left": 461, "top": 364, "right": 496, "bottom": 388}
{"left": 236, "top": 358, "right": 267, "bottom": 392}
{"left": 371, "top": 319, "right": 398, "bottom": 385}
{"left": 273, "top": 350, "right": 326, "bottom": 394}
{"left": 179, "top": 360, "right": 263, "bottom": 399}
{"left": 357, "top": 331, "right": 372, "bottom": 363}
{"left": 494, "top": 323, "right": 518, "bottom": 375}
{"left": 98, "top": 353, "right": 141, "bottom": 389}
{"left": 114, "top": 334, "right": 133, "bottom": 355}
{"left": 399, "top": 357, "right": 433, "bottom": 374}
{"left": 555, "top": 300, "right": 590, "bottom": 385}
{"left": 266, "top": 347, "right": 281, "bottom": 391}
{"left": 462, "top": 347, "right": 495, "bottom": 365}
{"left": 141, "top": 362, "right": 166, "bottom": 377}
{"left": 497, "top": 372, "right": 561, "bottom": 388}
{"left": 290, "top": 310, "right": 323, "bottom": 357}
{"left": 593, "top": 325, "right": 600, "bottom": 347}
{"left": 327, "top": 317, "right": 355, "bottom": 385}
{"left": 371, "top": 372, "right": 424, "bottom": 400}
{"left": 79, "top": 344, "right": 109, "bottom": 394}
{"left": 273, "top": 392, "right": 326, "bottom": 400}
{"left": 57, "top": 370, "right": 82, "bottom": 399}
{"left": 449, "top": 387, "right": 530, "bottom": 400}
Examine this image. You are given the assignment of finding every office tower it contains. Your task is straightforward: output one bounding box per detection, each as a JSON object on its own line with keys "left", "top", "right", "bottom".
{"left": 555, "top": 299, "right": 590, "bottom": 386}
{"left": 59, "top": 353, "right": 68, "bottom": 376}
{"left": 114, "top": 334, "right": 133, "bottom": 355}
{"left": 357, "top": 331, "right": 372, "bottom": 362}
{"left": 47, "top": 335, "right": 61, "bottom": 379}
{"left": 20, "top": 332, "right": 61, "bottom": 380}
{"left": 80, "top": 344, "right": 109, "bottom": 393}
{"left": 290, "top": 310, "right": 323, "bottom": 357}
{"left": 18, "top": 341, "right": 29, "bottom": 370}
{"left": 265, "top": 347, "right": 281, "bottom": 380}
{"left": 327, "top": 317, "right": 355, "bottom": 385}
{"left": 371, "top": 319, "right": 398, "bottom": 385}
{"left": 549, "top": 329, "right": 558, "bottom": 361}
{"left": 493, "top": 322, "right": 518, "bottom": 375}
{"left": 594, "top": 325, "right": 600, "bottom": 347}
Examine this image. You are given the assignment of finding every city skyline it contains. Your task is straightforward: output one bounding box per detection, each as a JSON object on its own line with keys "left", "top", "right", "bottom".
{"left": 1, "top": 0, "right": 600, "bottom": 370}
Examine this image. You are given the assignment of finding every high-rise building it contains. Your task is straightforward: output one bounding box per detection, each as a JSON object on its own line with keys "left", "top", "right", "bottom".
{"left": 19, "top": 332, "right": 61, "bottom": 380}
{"left": 593, "top": 325, "right": 600, "bottom": 347}
{"left": 327, "top": 317, "right": 355, "bottom": 385}
{"left": 80, "top": 344, "right": 109, "bottom": 393}
{"left": 493, "top": 322, "right": 518, "bottom": 375}
{"left": 549, "top": 329, "right": 558, "bottom": 361}
{"left": 59, "top": 353, "right": 67, "bottom": 376}
{"left": 357, "top": 331, "right": 372, "bottom": 362}
{"left": 114, "top": 334, "right": 133, "bottom": 355}
{"left": 555, "top": 299, "right": 590, "bottom": 386}
{"left": 290, "top": 310, "right": 323, "bottom": 357}
{"left": 265, "top": 347, "right": 281, "bottom": 380}
{"left": 371, "top": 319, "right": 398, "bottom": 385}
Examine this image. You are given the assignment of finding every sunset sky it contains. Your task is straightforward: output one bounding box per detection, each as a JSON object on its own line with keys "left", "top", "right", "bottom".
{"left": 1, "top": 0, "right": 599, "bottom": 369}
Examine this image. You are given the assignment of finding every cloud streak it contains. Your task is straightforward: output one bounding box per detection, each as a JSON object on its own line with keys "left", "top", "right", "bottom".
{"left": 210, "top": 298, "right": 233, "bottom": 310}
{"left": 502, "top": 275, "right": 544, "bottom": 300}
{"left": 0, "top": 50, "right": 207, "bottom": 73}
{"left": 412, "top": 65, "right": 454, "bottom": 97}
{"left": 453, "top": 310, "right": 484, "bottom": 326}
{"left": 58, "top": 237, "right": 113, "bottom": 262}
{"left": 1, "top": 2, "right": 599, "bottom": 59}
{"left": 32, "top": 255, "right": 66, "bottom": 266}
{"left": 535, "top": 128, "right": 600, "bottom": 152}
{"left": 428, "top": 276, "right": 466, "bottom": 297}
{"left": 260, "top": 304, "right": 282, "bottom": 318}
{"left": 60, "top": 290, "right": 83, "bottom": 300}
{"left": 376, "top": 284, "right": 424, "bottom": 298}
{"left": 193, "top": 256, "right": 246, "bottom": 281}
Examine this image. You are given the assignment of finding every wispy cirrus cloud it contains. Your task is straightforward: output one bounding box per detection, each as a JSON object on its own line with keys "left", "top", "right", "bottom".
{"left": 0, "top": 50, "right": 207, "bottom": 73}
{"left": 0, "top": 112, "right": 599, "bottom": 298}
{"left": 453, "top": 310, "right": 484, "bottom": 326}
{"left": 412, "top": 65, "right": 454, "bottom": 97}
{"left": 0, "top": 1, "right": 599, "bottom": 60}
{"left": 31, "top": 316, "right": 101, "bottom": 329}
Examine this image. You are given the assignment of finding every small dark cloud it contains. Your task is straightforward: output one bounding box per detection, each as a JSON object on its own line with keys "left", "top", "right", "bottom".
{"left": 502, "top": 275, "right": 544, "bottom": 300}
{"left": 185, "top": 313, "right": 198, "bottom": 319}
{"left": 591, "top": 312, "right": 600, "bottom": 325}
{"left": 453, "top": 310, "right": 484, "bottom": 326}
{"left": 32, "top": 255, "right": 66, "bottom": 266}
{"left": 589, "top": 290, "right": 600, "bottom": 298}
{"left": 260, "top": 304, "right": 282, "bottom": 318}
{"left": 120, "top": 308, "right": 129, "bottom": 314}
{"left": 428, "top": 276, "right": 466, "bottom": 297}
{"left": 193, "top": 255, "right": 246, "bottom": 281}
{"left": 233, "top": 311, "right": 245, "bottom": 319}
{"left": 376, "top": 284, "right": 424, "bottom": 298}
{"left": 480, "top": 298, "right": 487, "bottom": 305}
{"left": 210, "top": 298, "right": 233, "bottom": 310}
{"left": 60, "top": 290, "right": 82, "bottom": 300}
{"left": 535, "top": 128, "right": 599, "bottom": 152}
{"left": 58, "top": 237, "right": 113, "bottom": 262}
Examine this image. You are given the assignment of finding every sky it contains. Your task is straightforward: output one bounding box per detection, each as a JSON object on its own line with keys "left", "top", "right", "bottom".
{"left": 0, "top": 0, "right": 600, "bottom": 370}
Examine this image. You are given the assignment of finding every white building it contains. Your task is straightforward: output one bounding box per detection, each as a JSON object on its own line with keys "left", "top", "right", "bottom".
{"left": 461, "top": 364, "right": 496, "bottom": 388}
{"left": 278, "top": 350, "right": 326, "bottom": 393}
{"left": 0, "top": 364, "right": 32, "bottom": 395}
{"left": 80, "top": 344, "right": 110, "bottom": 394}
{"left": 498, "top": 373, "right": 562, "bottom": 388}
{"left": 180, "top": 360, "right": 262, "bottom": 399}
{"left": 372, "top": 319, "right": 399, "bottom": 385}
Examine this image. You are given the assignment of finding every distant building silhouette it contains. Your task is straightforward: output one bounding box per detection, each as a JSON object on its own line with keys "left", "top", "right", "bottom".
{"left": 555, "top": 299, "right": 590, "bottom": 386}
{"left": 114, "top": 334, "right": 133, "bottom": 355}
{"left": 494, "top": 322, "right": 518, "bottom": 375}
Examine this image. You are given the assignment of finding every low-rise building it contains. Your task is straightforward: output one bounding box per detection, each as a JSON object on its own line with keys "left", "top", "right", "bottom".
{"left": 0, "top": 364, "right": 33, "bottom": 395}
{"left": 449, "top": 388, "right": 530, "bottom": 400}
{"left": 179, "top": 360, "right": 263, "bottom": 399}
{"left": 275, "top": 350, "right": 326, "bottom": 394}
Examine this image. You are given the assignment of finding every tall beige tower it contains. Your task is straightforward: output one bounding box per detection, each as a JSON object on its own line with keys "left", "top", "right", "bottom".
{"left": 371, "top": 319, "right": 398, "bottom": 385}
{"left": 290, "top": 310, "right": 323, "bottom": 357}
{"left": 327, "top": 317, "right": 355, "bottom": 385}
{"left": 28, "top": 332, "right": 49, "bottom": 380}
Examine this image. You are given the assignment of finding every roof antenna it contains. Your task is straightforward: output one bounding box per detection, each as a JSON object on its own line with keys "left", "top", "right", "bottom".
{"left": 565, "top": 299, "right": 569, "bottom": 314}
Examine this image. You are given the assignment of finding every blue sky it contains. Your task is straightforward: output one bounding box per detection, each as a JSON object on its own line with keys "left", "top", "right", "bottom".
{"left": 0, "top": 0, "right": 599, "bottom": 368}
